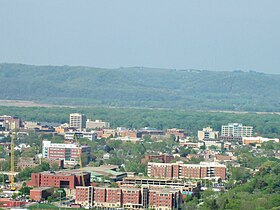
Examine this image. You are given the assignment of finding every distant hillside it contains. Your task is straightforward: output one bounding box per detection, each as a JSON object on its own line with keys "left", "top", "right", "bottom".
{"left": 0, "top": 63, "right": 279, "bottom": 111}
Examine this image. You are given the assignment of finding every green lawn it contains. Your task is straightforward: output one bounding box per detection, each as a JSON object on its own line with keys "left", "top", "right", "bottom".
{"left": 28, "top": 203, "right": 85, "bottom": 209}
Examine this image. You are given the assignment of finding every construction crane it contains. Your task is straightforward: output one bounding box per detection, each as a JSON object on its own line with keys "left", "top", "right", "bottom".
{"left": 10, "top": 132, "right": 15, "bottom": 191}
{"left": 74, "top": 133, "right": 85, "bottom": 187}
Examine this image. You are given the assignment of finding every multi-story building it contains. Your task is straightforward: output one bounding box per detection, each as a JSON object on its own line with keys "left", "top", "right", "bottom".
{"left": 86, "top": 119, "right": 110, "bottom": 129}
{"left": 64, "top": 131, "right": 97, "bottom": 141}
{"left": 198, "top": 127, "right": 219, "bottom": 140}
{"left": 221, "top": 123, "right": 253, "bottom": 138}
{"left": 75, "top": 186, "right": 94, "bottom": 207}
{"left": 122, "top": 188, "right": 142, "bottom": 209}
{"left": 27, "top": 171, "right": 90, "bottom": 189}
{"left": 69, "top": 113, "right": 86, "bottom": 130}
{"left": 75, "top": 186, "right": 181, "bottom": 210}
{"left": 141, "top": 154, "right": 174, "bottom": 164}
{"left": 149, "top": 188, "right": 181, "bottom": 210}
{"left": 42, "top": 140, "right": 91, "bottom": 165}
{"left": 148, "top": 162, "right": 226, "bottom": 180}
{"left": 0, "top": 115, "right": 21, "bottom": 130}
{"left": 93, "top": 187, "right": 106, "bottom": 207}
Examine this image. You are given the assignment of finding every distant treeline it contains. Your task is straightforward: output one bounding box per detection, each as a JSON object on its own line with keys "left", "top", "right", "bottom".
{"left": 0, "top": 63, "right": 280, "bottom": 111}
{"left": 0, "top": 106, "right": 279, "bottom": 137}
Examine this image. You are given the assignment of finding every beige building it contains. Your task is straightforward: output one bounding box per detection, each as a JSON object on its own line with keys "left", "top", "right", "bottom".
{"left": 242, "top": 136, "right": 279, "bottom": 145}
{"left": 86, "top": 119, "right": 110, "bottom": 129}
{"left": 198, "top": 127, "right": 219, "bottom": 140}
{"left": 69, "top": 113, "right": 86, "bottom": 130}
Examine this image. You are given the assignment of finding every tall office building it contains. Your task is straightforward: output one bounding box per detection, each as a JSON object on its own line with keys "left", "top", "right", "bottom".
{"left": 69, "top": 113, "right": 86, "bottom": 130}
{"left": 221, "top": 123, "right": 253, "bottom": 137}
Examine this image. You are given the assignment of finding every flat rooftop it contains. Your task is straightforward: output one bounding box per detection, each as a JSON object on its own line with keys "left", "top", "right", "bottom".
{"left": 39, "top": 171, "right": 88, "bottom": 176}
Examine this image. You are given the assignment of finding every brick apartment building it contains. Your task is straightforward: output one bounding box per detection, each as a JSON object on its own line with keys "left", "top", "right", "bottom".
{"left": 27, "top": 171, "right": 90, "bottom": 189}
{"left": 42, "top": 140, "right": 91, "bottom": 165}
{"left": 122, "top": 188, "right": 142, "bottom": 209}
{"left": 75, "top": 186, "right": 181, "bottom": 210}
{"left": 149, "top": 188, "right": 180, "bottom": 210}
{"left": 141, "top": 154, "right": 174, "bottom": 164}
{"left": 148, "top": 162, "right": 226, "bottom": 180}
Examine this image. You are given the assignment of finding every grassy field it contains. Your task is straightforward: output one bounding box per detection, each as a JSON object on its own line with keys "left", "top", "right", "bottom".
{"left": 28, "top": 203, "right": 85, "bottom": 210}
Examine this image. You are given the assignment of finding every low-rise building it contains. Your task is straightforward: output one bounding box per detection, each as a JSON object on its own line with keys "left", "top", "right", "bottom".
{"left": 120, "top": 176, "right": 197, "bottom": 194}
{"left": 64, "top": 131, "right": 97, "bottom": 141}
{"left": 166, "top": 128, "right": 187, "bottom": 140}
{"left": 138, "top": 127, "right": 165, "bottom": 138}
{"left": 17, "top": 158, "right": 39, "bottom": 170}
{"left": 242, "top": 136, "right": 279, "bottom": 145}
{"left": 81, "top": 165, "right": 127, "bottom": 182}
{"left": 214, "top": 154, "right": 233, "bottom": 162}
{"left": 30, "top": 187, "right": 54, "bottom": 201}
{"left": 203, "top": 139, "right": 223, "bottom": 149}
{"left": 86, "top": 119, "right": 110, "bottom": 129}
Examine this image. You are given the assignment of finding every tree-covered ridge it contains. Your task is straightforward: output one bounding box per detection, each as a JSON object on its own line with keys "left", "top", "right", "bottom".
{"left": 1, "top": 63, "right": 280, "bottom": 111}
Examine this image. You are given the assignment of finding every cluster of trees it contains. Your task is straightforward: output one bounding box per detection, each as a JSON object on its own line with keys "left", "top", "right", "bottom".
{"left": 16, "top": 162, "right": 50, "bottom": 181}
{"left": 196, "top": 161, "right": 280, "bottom": 210}
{"left": 182, "top": 142, "right": 280, "bottom": 210}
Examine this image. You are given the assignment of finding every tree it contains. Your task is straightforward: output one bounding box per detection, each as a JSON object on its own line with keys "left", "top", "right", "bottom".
{"left": 19, "top": 186, "right": 32, "bottom": 195}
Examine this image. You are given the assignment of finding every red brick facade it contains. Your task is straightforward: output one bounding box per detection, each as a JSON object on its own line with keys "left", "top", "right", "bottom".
{"left": 148, "top": 162, "right": 227, "bottom": 180}
{"left": 75, "top": 186, "right": 181, "bottom": 210}
{"left": 27, "top": 171, "right": 90, "bottom": 189}
{"left": 30, "top": 187, "right": 54, "bottom": 201}
{"left": 141, "top": 154, "right": 174, "bottom": 164}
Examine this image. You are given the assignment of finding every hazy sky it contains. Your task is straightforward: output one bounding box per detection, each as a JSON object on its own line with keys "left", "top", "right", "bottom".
{"left": 1, "top": 0, "right": 280, "bottom": 74}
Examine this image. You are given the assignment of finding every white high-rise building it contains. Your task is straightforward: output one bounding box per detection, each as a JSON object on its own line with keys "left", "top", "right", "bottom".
{"left": 69, "top": 113, "right": 86, "bottom": 130}
{"left": 221, "top": 123, "right": 253, "bottom": 137}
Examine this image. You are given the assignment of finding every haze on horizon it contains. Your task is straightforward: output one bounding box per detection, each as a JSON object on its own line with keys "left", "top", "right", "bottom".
{"left": 0, "top": 0, "right": 280, "bottom": 74}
